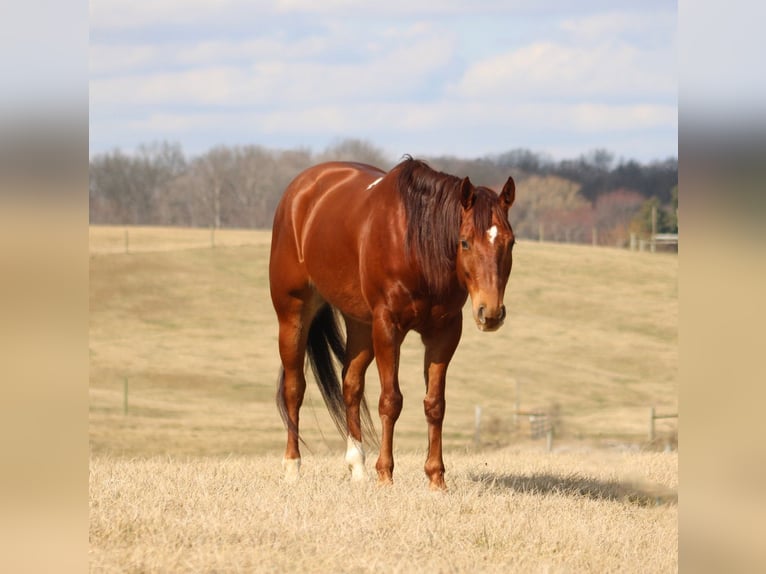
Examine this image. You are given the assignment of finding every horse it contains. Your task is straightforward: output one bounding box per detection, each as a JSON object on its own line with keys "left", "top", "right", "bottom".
{"left": 269, "top": 156, "right": 515, "bottom": 490}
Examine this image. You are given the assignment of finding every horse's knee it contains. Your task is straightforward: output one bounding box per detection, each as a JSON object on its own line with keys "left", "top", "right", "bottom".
{"left": 423, "top": 395, "right": 445, "bottom": 424}
{"left": 379, "top": 391, "right": 403, "bottom": 421}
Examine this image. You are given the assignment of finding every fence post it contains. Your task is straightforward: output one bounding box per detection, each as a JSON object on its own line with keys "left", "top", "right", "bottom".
{"left": 124, "top": 377, "right": 129, "bottom": 415}
{"left": 648, "top": 406, "right": 655, "bottom": 442}
{"left": 474, "top": 405, "right": 482, "bottom": 446}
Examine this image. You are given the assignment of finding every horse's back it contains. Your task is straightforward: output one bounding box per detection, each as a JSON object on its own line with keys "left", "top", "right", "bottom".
{"left": 273, "top": 161, "right": 384, "bottom": 231}
{"left": 282, "top": 161, "right": 384, "bottom": 201}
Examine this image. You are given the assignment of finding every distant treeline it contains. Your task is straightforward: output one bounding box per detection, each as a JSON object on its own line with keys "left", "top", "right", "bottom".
{"left": 89, "top": 138, "right": 677, "bottom": 246}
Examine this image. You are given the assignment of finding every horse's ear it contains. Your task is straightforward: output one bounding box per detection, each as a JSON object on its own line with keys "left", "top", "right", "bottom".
{"left": 460, "top": 177, "right": 475, "bottom": 210}
{"left": 499, "top": 176, "right": 515, "bottom": 210}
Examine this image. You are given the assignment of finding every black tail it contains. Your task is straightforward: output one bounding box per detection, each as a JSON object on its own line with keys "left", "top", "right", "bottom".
{"left": 276, "top": 304, "right": 377, "bottom": 447}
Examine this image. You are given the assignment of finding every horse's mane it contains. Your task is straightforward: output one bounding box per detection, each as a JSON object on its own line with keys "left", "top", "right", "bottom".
{"left": 394, "top": 156, "right": 496, "bottom": 297}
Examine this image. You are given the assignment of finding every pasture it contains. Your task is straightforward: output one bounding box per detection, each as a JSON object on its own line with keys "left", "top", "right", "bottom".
{"left": 89, "top": 225, "right": 677, "bottom": 571}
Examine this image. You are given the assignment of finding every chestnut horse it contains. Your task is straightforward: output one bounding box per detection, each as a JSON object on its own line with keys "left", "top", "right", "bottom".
{"left": 269, "top": 156, "right": 515, "bottom": 490}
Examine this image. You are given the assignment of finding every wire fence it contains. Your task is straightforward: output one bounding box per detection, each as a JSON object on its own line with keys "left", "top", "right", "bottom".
{"left": 89, "top": 226, "right": 272, "bottom": 254}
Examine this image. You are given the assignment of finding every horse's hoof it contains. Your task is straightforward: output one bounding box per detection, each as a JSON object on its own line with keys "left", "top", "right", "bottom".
{"left": 349, "top": 465, "right": 368, "bottom": 482}
{"left": 428, "top": 480, "right": 448, "bottom": 492}
{"left": 282, "top": 458, "right": 301, "bottom": 482}
{"left": 376, "top": 473, "right": 394, "bottom": 486}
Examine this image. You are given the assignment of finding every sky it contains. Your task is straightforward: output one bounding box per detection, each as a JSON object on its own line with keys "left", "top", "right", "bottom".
{"left": 89, "top": 1, "right": 678, "bottom": 163}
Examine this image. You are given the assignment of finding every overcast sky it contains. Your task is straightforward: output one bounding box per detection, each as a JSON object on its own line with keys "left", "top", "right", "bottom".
{"left": 89, "top": 1, "right": 678, "bottom": 162}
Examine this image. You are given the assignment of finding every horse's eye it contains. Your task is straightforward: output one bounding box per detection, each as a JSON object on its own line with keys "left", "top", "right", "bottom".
{"left": 460, "top": 239, "right": 470, "bottom": 250}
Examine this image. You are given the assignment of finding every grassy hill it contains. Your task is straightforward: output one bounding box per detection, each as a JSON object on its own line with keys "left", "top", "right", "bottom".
{"left": 89, "top": 225, "right": 677, "bottom": 457}
{"left": 89, "top": 225, "right": 678, "bottom": 572}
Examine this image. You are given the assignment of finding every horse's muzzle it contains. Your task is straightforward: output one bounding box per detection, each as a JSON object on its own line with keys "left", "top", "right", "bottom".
{"left": 475, "top": 304, "right": 506, "bottom": 332}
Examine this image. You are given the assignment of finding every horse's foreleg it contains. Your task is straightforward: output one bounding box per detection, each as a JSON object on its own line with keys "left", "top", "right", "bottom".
{"left": 342, "top": 318, "right": 374, "bottom": 481}
{"left": 371, "top": 312, "right": 403, "bottom": 484}
{"left": 421, "top": 315, "right": 463, "bottom": 490}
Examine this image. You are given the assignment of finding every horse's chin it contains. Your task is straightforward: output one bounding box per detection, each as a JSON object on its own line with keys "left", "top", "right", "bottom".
{"left": 475, "top": 319, "right": 504, "bottom": 332}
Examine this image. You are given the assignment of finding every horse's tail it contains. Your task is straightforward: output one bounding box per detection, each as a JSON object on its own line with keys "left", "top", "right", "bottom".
{"left": 276, "top": 304, "right": 377, "bottom": 447}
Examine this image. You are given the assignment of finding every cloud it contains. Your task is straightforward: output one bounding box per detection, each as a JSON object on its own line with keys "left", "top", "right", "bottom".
{"left": 90, "top": 0, "right": 467, "bottom": 28}
{"left": 577, "top": 103, "right": 677, "bottom": 131}
{"left": 91, "top": 32, "right": 455, "bottom": 106}
{"left": 90, "top": 45, "right": 159, "bottom": 76}
{"left": 90, "top": 39, "right": 313, "bottom": 76}
{"left": 90, "top": 0, "right": 462, "bottom": 30}
{"left": 453, "top": 40, "right": 675, "bottom": 101}
{"left": 558, "top": 10, "right": 676, "bottom": 46}
{"left": 452, "top": 8, "right": 676, "bottom": 102}
{"left": 89, "top": 3, "right": 678, "bottom": 161}
{"left": 90, "top": 1, "right": 661, "bottom": 30}
{"left": 90, "top": 97, "right": 677, "bottom": 162}
{"left": 90, "top": 0, "right": 252, "bottom": 30}
{"left": 90, "top": 66, "right": 258, "bottom": 106}
{"left": 100, "top": 100, "right": 675, "bottom": 139}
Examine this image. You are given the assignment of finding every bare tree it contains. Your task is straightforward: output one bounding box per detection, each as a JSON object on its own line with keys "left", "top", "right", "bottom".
{"left": 89, "top": 141, "right": 186, "bottom": 224}
{"left": 89, "top": 139, "right": 676, "bottom": 242}
{"left": 594, "top": 189, "right": 645, "bottom": 246}
{"left": 427, "top": 155, "right": 512, "bottom": 188}
{"left": 512, "top": 175, "right": 591, "bottom": 241}
{"left": 196, "top": 146, "right": 237, "bottom": 228}
{"left": 318, "top": 138, "right": 392, "bottom": 168}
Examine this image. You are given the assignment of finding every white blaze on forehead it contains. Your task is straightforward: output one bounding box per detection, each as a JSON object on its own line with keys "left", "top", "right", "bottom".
{"left": 366, "top": 177, "right": 383, "bottom": 190}
{"left": 487, "top": 225, "right": 498, "bottom": 244}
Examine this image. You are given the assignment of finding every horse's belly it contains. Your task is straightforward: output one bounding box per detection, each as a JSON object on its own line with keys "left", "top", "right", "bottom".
{"left": 302, "top": 236, "right": 372, "bottom": 323}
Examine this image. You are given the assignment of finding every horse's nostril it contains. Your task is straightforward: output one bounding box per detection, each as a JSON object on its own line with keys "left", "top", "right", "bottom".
{"left": 477, "top": 305, "right": 486, "bottom": 324}
{"left": 499, "top": 305, "right": 506, "bottom": 321}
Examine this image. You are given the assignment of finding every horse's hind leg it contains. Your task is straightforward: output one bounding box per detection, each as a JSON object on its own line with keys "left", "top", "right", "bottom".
{"left": 342, "top": 317, "right": 375, "bottom": 481}
{"left": 275, "top": 290, "right": 322, "bottom": 481}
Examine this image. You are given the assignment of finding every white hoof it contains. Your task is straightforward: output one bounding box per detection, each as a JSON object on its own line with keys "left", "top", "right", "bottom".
{"left": 350, "top": 464, "right": 368, "bottom": 482}
{"left": 345, "top": 436, "right": 367, "bottom": 481}
{"left": 282, "top": 458, "right": 301, "bottom": 482}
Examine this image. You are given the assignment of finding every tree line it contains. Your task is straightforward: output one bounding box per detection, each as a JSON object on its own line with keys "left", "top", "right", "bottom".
{"left": 89, "top": 138, "right": 677, "bottom": 247}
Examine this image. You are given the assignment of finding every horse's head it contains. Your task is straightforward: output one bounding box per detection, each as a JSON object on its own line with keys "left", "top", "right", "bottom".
{"left": 455, "top": 176, "right": 516, "bottom": 332}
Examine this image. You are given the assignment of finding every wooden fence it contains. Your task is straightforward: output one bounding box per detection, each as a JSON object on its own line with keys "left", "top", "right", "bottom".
{"left": 475, "top": 405, "right": 554, "bottom": 451}
{"left": 649, "top": 406, "right": 678, "bottom": 442}
{"left": 474, "top": 404, "right": 678, "bottom": 452}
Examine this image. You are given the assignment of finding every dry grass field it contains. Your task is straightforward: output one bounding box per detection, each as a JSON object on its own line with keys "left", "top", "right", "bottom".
{"left": 89, "top": 225, "right": 678, "bottom": 572}
{"left": 90, "top": 450, "right": 677, "bottom": 573}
